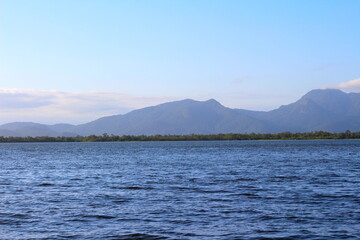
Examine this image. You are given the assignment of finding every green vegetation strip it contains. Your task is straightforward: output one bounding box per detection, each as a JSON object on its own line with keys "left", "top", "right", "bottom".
{"left": 0, "top": 131, "right": 359, "bottom": 142}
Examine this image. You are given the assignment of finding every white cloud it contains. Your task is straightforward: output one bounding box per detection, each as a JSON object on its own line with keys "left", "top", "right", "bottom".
{"left": 326, "top": 78, "right": 360, "bottom": 92}
{"left": 0, "top": 88, "right": 178, "bottom": 124}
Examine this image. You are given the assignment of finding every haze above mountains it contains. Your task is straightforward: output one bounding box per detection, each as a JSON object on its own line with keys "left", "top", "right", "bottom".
{"left": 1, "top": 89, "right": 360, "bottom": 137}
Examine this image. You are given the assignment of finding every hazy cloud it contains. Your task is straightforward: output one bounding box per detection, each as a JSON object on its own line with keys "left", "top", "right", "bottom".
{"left": 0, "top": 92, "right": 54, "bottom": 109}
{"left": 326, "top": 78, "right": 360, "bottom": 92}
{"left": 0, "top": 88, "right": 178, "bottom": 124}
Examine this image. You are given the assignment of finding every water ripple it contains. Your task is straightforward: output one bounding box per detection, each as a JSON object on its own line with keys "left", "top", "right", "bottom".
{"left": 0, "top": 140, "right": 359, "bottom": 239}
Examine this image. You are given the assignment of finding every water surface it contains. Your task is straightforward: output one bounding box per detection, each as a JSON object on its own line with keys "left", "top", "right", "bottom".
{"left": 0, "top": 140, "right": 359, "bottom": 239}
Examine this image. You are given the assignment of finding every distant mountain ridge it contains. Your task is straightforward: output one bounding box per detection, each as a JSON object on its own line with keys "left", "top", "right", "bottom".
{"left": 1, "top": 89, "right": 360, "bottom": 137}
{"left": 0, "top": 122, "right": 76, "bottom": 137}
{"left": 73, "top": 98, "right": 282, "bottom": 136}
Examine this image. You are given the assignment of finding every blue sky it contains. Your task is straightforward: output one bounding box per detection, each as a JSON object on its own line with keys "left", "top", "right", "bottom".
{"left": 0, "top": 0, "right": 359, "bottom": 124}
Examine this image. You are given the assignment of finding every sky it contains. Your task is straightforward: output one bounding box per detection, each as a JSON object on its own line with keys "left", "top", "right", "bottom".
{"left": 0, "top": 0, "right": 359, "bottom": 124}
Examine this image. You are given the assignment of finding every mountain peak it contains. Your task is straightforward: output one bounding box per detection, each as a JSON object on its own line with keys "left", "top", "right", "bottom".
{"left": 161, "top": 98, "right": 223, "bottom": 108}
{"left": 205, "top": 98, "right": 221, "bottom": 104}
{"left": 301, "top": 88, "right": 346, "bottom": 100}
{"left": 298, "top": 89, "right": 349, "bottom": 113}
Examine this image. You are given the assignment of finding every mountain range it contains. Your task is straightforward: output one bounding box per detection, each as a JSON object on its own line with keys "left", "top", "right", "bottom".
{"left": 1, "top": 89, "right": 360, "bottom": 137}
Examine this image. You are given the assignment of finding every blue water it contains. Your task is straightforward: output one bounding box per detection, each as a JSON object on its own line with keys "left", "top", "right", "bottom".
{"left": 0, "top": 140, "right": 360, "bottom": 240}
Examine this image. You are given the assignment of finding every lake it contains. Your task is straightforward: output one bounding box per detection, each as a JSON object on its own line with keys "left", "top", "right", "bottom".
{"left": 0, "top": 140, "right": 359, "bottom": 239}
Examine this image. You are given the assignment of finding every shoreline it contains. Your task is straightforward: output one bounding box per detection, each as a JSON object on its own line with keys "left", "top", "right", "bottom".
{"left": 1, "top": 131, "right": 359, "bottom": 143}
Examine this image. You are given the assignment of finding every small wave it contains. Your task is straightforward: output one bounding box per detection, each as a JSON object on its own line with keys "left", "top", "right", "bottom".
{"left": 59, "top": 184, "right": 75, "bottom": 188}
{"left": 126, "top": 186, "right": 150, "bottom": 190}
{"left": 188, "top": 177, "right": 198, "bottom": 182}
{"left": 318, "top": 173, "right": 341, "bottom": 178}
{"left": 247, "top": 236, "right": 303, "bottom": 240}
{"left": 0, "top": 213, "right": 34, "bottom": 225}
{"left": 313, "top": 193, "right": 356, "bottom": 199}
{"left": 105, "top": 233, "right": 168, "bottom": 240}
{"left": 95, "top": 194, "right": 132, "bottom": 201}
{"left": 249, "top": 233, "right": 360, "bottom": 240}
{"left": 216, "top": 178, "right": 256, "bottom": 183}
{"left": 0, "top": 212, "right": 31, "bottom": 219}
{"left": 82, "top": 214, "right": 117, "bottom": 219}
{"left": 0, "top": 181, "right": 11, "bottom": 185}
{"left": 38, "top": 183, "right": 54, "bottom": 186}
{"left": 112, "top": 200, "right": 131, "bottom": 204}
{"left": 70, "top": 177, "right": 83, "bottom": 181}
{"left": 53, "top": 234, "right": 82, "bottom": 239}
{"left": 67, "top": 218, "right": 89, "bottom": 222}
{"left": 111, "top": 186, "right": 155, "bottom": 190}
{"left": 235, "top": 177, "right": 256, "bottom": 182}
{"left": 116, "top": 218, "right": 142, "bottom": 222}
{"left": 259, "top": 215, "right": 281, "bottom": 221}
{"left": 228, "top": 192, "right": 261, "bottom": 199}
{"left": 255, "top": 229, "right": 281, "bottom": 234}
{"left": 0, "top": 219, "right": 24, "bottom": 225}
{"left": 209, "top": 198, "right": 233, "bottom": 202}
{"left": 169, "top": 186, "right": 198, "bottom": 190}
{"left": 270, "top": 175, "right": 302, "bottom": 182}
{"left": 169, "top": 219, "right": 194, "bottom": 225}
{"left": 195, "top": 189, "right": 232, "bottom": 194}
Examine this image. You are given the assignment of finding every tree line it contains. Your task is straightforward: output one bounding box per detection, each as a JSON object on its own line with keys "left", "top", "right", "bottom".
{"left": 0, "top": 131, "right": 359, "bottom": 143}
